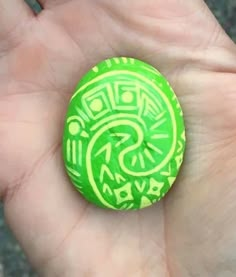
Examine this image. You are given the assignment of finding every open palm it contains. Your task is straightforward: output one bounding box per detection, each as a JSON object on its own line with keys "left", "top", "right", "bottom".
{"left": 0, "top": 0, "right": 236, "bottom": 276}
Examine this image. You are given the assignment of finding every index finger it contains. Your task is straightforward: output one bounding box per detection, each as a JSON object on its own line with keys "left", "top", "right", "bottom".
{"left": 0, "top": 1, "right": 34, "bottom": 52}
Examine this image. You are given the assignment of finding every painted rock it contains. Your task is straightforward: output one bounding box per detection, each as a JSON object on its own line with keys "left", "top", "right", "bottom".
{"left": 63, "top": 57, "right": 186, "bottom": 210}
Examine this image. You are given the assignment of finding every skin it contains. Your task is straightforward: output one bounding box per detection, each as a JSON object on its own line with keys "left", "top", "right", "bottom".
{"left": 0, "top": 0, "right": 236, "bottom": 276}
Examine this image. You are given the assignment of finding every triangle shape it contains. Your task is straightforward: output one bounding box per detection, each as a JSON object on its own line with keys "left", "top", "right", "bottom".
{"left": 100, "top": 164, "right": 114, "bottom": 183}
{"left": 95, "top": 143, "right": 112, "bottom": 163}
{"left": 111, "top": 133, "right": 131, "bottom": 147}
{"left": 140, "top": 196, "right": 152, "bottom": 209}
{"left": 168, "top": 177, "right": 176, "bottom": 187}
{"left": 115, "top": 173, "right": 126, "bottom": 184}
{"left": 103, "top": 183, "right": 113, "bottom": 195}
{"left": 135, "top": 180, "right": 146, "bottom": 192}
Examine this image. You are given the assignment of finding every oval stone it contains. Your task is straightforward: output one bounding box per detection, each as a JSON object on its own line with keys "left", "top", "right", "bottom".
{"left": 63, "top": 57, "right": 186, "bottom": 210}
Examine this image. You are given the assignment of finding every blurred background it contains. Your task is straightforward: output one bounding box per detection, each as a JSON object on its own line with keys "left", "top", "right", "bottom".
{"left": 0, "top": 0, "right": 235, "bottom": 276}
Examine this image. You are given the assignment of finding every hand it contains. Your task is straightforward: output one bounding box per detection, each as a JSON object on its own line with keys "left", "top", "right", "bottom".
{"left": 0, "top": 0, "right": 235, "bottom": 276}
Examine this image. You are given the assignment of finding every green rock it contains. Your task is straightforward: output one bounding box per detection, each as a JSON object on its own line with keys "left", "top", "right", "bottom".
{"left": 63, "top": 57, "right": 186, "bottom": 210}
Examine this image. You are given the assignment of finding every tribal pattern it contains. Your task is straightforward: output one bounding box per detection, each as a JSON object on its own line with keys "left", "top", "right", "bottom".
{"left": 63, "top": 58, "right": 186, "bottom": 210}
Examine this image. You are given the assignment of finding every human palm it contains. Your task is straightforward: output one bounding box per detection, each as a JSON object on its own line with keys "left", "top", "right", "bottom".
{"left": 0, "top": 0, "right": 236, "bottom": 276}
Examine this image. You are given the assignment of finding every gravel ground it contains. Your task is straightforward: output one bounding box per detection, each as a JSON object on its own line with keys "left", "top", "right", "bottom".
{"left": 0, "top": 0, "right": 235, "bottom": 276}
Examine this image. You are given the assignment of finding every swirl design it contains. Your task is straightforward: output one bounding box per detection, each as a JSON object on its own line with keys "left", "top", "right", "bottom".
{"left": 63, "top": 57, "right": 186, "bottom": 210}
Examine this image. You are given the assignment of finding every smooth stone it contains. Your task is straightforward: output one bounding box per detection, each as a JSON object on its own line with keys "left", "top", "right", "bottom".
{"left": 63, "top": 57, "right": 186, "bottom": 210}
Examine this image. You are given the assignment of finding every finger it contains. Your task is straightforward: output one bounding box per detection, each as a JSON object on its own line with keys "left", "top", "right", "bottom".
{"left": 3, "top": 151, "right": 87, "bottom": 270}
{"left": 0, "top": 1, "right": 34, "bottom": 49}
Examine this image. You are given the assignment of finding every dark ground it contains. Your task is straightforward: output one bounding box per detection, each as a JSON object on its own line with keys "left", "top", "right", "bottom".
{"left": 0, "top": 0, "right": 235, "bottom": 276}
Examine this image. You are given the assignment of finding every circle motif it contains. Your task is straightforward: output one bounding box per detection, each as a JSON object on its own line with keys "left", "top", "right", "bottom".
{"left": 63, "top": 57, "right": 186, "bottom": 210}
{"left": 90, "top": 99, "right": 103, "bottom": 112}
{"left": 69, "top": 122, "right": 80, "bottom": 136}
{"left": 122, "top": 91, "right": 133, "bottom": 103}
